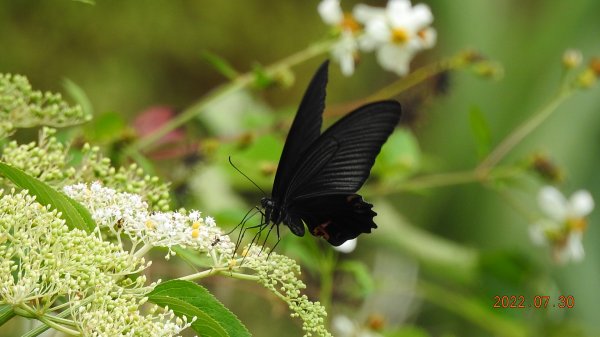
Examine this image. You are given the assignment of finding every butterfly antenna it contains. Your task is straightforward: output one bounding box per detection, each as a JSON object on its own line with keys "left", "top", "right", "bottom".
{"left": 228, "top": 156, "right": 267, "bottom": 197}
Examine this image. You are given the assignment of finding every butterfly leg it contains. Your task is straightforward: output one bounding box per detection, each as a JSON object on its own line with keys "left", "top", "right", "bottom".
{"left": 267, "top": 225, "right": 281, "bottom": 260}
{"left": 233, "top": 207, "right": 262, "bottom": 255}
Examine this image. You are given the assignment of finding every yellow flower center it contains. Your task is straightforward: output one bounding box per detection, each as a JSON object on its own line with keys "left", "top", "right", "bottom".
{"left": 191, "top": 229, "right": 200, "bottom": 238}
{"left": 192, "top": 221, "right": 201, "bottom": 229}
{"left": 567, "top": 217, "right": 587, "bottom": 232}
{"left": 340, "top": 13, "right": 361, "bottom": 33}
{"left": 391, "top": 28, "right": 409, "bottom": 44}
{"left": 228, "top": 259, "right": 237, "bottom": 269}
{"left": 145, "top": 220, "right": 155, "bottom": 229}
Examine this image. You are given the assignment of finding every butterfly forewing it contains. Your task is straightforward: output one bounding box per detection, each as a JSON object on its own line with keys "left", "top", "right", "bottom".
{"left": 272, "top": 61, "right": 329, "bottom": 200}
{"left": 281, "top": 101, "right": 402, "bottom": 204}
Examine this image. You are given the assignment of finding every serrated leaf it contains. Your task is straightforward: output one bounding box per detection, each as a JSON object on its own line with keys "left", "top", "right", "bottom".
{"left": 469, "top": 106, "right": 492, "bottom": 159}
{"left": 202, "top": 51, "right": 239, "bottom": 80}
{"left": 0, "top": 162, "right": 96, "bottom": 233}
{"left": 148, "top": 280, "right": 251, "bottom": 337}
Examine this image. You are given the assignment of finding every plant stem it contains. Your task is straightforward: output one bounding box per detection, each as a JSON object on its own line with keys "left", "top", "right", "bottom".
{"left": 476, "top": 85, "right": 574, "bottom": 174}
{"left": 124, "top": 39, "right": 333, "bottom": 157}
{"left": 319, "top": 248, "right": 336, "bottom": 313}
{"left": 179, "top": 267, "right": 259, "bottom": 282}
{"left": 367, "top": 51, "right": 470, "bottom": 102}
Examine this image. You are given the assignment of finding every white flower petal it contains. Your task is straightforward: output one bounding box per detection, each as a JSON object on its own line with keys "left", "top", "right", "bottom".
{"left": 364, "top": 17, "right": 391, "bottom": 44}
{"left": 410, "top": 3, "right": 434, "bottom": 27}
{"left": 538, "top": 186, "right": 568, "bottom": 221}
{"left": 331, "top": 31, "right": 358, "bottom": 76}
{"left": 353, "top": 4, "right": 385, "bottom": 24}
{"left": 419, "top": 27, "right": 437, "bottom": 49}
{"left": 568, "top": 190, "right": 594, "bottom": 218}
{"left": 528, "top": 224, "right": 548, "bottom": 246}
{"left": 387, "top": 0, "right": 413, "bottom": 28}
{"left": 318, "top": 0, "right": 343, "bottom": 26}
{"left": 332, "top": 315, "right": 355, "bottom": 337}
{"left": 334, "top": 238, "right": 357, "bottom": 253}
{"left": 566, "top": 231, "right": 585, "bottom": 262}
{"left": 376, "top": 44, "right": 415, "bottom": 76}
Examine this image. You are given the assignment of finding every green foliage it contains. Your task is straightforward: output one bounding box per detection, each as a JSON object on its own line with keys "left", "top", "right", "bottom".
{"left": 469, "top": 106, "right": 492, "bottom": 159}
{"left": 0, "top": 161, "right": 96, "bottom": 232}
{"left": 148, "top": 280, "right": 251, "bottom": 337}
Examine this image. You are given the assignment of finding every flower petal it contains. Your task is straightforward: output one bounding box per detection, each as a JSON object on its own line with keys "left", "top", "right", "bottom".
{"left": 353, "top": 4, "right": 385, "bottom": 23}
{"left": 331, "top": 31, "right": 358, "bottom": 76}
{"left": 566, "top": 231, "right": 585, "bottom": 262}
{"left": 318, "top": 0, "right": 343, "bottom": 26}
{"left": 332, "top": 315, "right": 355, "bottom": 336}
{"left": 419, "top": 27, "right": 437, "bottom": 49}
{"left": 528, "top": 224, "right": 547, "bottom": 246}
{"left": 376, "top": 43, "right": 415, "bottom": 76}
{"left": 538, "top": 186, "right": 567, "bottom": 221}
{"left": 568, "top": 190, "right": 594, "bottom": 217}
{"left": 334, "top": 238, "right": 357, "bottom": 253}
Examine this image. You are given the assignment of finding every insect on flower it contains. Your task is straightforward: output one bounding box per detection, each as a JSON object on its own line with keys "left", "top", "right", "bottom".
{"left": 233, "top": 60, "right": 401, "bottom": 250}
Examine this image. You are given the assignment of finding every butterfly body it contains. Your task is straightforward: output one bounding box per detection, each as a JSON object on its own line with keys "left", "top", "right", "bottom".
{"left": 262, "top": 61, "right": 401, "bottom": 246}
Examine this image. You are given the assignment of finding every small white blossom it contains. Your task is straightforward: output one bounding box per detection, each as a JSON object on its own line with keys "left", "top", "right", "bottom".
{"left": 63, "top": 182, "right": 235, "bottom": 260}
{"left": 354, "top": 0, "right": 436, "bottom": 76}
{"left": 332, "top": 315, "right": 383, "bottom": 337}
{"left": 334, "top": 238, "right": 357, "bottom": 253}
{"left": 529, "top": 186, "right": 594, "bottom": 264}
{"left": 318, "top": 0, "right": 361, "bottom": 76}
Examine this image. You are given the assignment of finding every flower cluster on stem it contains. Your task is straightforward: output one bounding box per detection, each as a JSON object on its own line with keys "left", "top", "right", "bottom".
{"left": 319, "top": 0, "right": 436, "bottom": 76}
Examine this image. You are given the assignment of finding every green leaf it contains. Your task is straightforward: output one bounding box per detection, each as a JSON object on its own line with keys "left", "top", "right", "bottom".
{"left": 371, "top": 129, "right": 421, "bottom": 180}
{"left": 148, "top": 280, "right": 251, "bottom": 337}
{"left": 0, "top": 162, "right": 96, "bottom": 233}
{"left": 338, "top": 260, "right": 375, "bottom": 295}
{"left": 84, "top": 112, "right": 126, "bottom": 143}
{"left": 0, "top": 305, "right": 15, "bottom": 326}
{"left": 202, "top": 51, "right": 239, "bottom": 80}
{"left": 469, "top": 106, "right": 492, "bottom": 159}
{"left": 63, "top": 78, "right": 94, "bottom": 118}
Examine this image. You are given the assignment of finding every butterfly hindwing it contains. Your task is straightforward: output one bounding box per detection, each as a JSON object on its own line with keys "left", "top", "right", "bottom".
{"left": 272, "top": 61, "right": 329, "bottom": 200}
{"left": 288, "top": 194, "right": 376, "bottom": 246}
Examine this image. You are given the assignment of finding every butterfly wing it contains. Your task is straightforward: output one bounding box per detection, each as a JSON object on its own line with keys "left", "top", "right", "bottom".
{"left": 282, "top": 100, "right": 402, "bottom": 203}
{"left": 288, "top": 194, "right": 377, "bottom": 246}
{"left": 271, "top": 61, "right": 329, "bottom": 200}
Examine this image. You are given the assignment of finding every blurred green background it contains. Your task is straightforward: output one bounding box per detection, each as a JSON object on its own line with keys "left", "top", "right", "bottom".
{"left": 2, "top": 1, "right": 600, "bottom": 336}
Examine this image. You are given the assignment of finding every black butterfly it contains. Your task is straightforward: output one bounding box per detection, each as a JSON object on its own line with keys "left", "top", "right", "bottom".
{"left": 259, "top": 60, "right": 402, "bottom": 246}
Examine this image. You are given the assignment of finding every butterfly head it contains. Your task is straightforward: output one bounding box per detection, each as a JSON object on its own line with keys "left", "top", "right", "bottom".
{"left": 261, "top": 197, "right": 282, "bottom": 225}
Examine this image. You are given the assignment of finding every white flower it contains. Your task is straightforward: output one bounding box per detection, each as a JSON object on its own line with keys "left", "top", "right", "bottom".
{"left": 529, "top": 186, "right": 594, "bottom": 264}
{"left": 354, "top": 0, "right": 436, "bottom": 76}
{"left": 318, "top": 0, "right": 361, "bottom": 76}
{"left": 318, "top": 0, "right": 344, "bottom": 25}
{"left": 334, "top": 238, "right": 357, "bottom": 253}
{"left": 332, "top": 315, "right": 383, "bottom": 337}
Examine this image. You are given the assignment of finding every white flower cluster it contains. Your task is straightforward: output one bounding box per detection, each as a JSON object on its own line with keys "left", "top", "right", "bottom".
{"left": 318, "top": 0, "right": 436, "bottom": 76}
{"left": 63, "top": 182, "right": 235, "bottom": 260}
{"left": 63, "top": 183, "right": 332, "bottom": 336}
{"left": 529, "top": 186, "right": 594, "bottom": 264}
{"left": 0, "top": 189, "right": 190, "bottom": 336}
